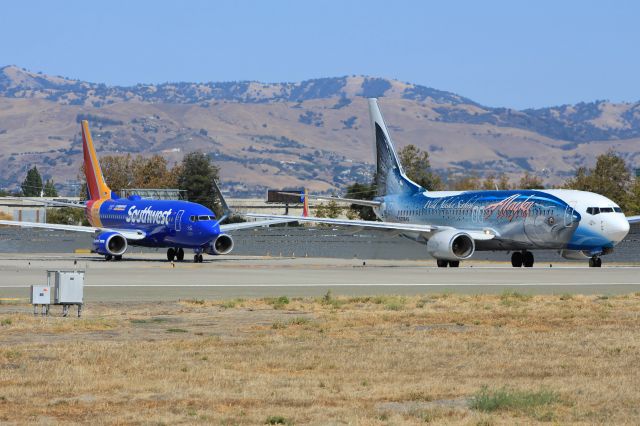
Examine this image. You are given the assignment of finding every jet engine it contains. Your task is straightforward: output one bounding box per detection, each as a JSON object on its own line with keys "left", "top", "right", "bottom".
{"left": 93, "top": 232, "right": 128, "bottom": 256}
{"left": 426, "top": 229, "right": 475, "bottom": 260}
{"left": 206, "top": 234, "right": 234, "bottom": 255}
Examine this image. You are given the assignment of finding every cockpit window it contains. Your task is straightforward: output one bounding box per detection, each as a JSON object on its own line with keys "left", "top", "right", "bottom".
{"left": 587, "top": 207, "right": 619, "bottom": 215}
{"left": 190, "top": 216, "right": 196, "bottom": 222}
{"left": 198, "top": 215, "right": 215, "bottom": 221}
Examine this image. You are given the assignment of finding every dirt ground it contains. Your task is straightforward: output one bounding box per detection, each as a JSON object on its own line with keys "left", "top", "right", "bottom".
{"left": 1, "top": 292, "right": 639, "bottom": 425}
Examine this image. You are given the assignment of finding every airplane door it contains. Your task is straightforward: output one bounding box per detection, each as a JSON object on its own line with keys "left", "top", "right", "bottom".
{"left": 175, "top": 210, "right": 185, "bottom": 231}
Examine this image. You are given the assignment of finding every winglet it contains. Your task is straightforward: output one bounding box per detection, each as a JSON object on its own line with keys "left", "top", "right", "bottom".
{"left": 212, "top": 179, "right": 232, "bottom": 224}
{"left": 81, "top": 120, "right": 112, "bottom": 200}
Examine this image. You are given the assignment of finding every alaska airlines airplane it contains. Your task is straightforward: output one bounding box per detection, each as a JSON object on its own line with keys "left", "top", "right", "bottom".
{"left": 0, "top": 121, "right": 291, "bottom": 262}
{"left": 247, "top": 98, "right": 639, "bottom": 268}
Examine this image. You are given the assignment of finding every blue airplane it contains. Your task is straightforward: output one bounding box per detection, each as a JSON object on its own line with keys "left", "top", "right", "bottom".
{"left": 0, "top": 120, "right": 292, "bottom": 262}
{"left": 247, "top": 99, "right": 639, "bottom": 268}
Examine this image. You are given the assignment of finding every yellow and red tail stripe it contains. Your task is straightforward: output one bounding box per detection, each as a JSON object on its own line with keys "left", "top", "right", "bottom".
{"left": 81, "top": 120, "right": 111, "bottom": 201}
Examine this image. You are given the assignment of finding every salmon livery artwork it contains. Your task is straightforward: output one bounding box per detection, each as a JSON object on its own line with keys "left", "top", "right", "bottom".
{"left": 0, "top": 121, "right": 292, "bottom": 262}
{"left": 247, "top": 99, "right": 639, "bottom": 268}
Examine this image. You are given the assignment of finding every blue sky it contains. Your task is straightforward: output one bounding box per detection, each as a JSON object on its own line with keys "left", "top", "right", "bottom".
{"left": 0, "top": 0, "right": 638, "bottom": 109}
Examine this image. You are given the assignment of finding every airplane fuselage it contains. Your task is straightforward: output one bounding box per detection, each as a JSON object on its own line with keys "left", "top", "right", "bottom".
{"left": 86, "top": 196, "right": 220, "bottom": 249}
{"left": 376, "top": 189, "right": 629, "bottom": 255}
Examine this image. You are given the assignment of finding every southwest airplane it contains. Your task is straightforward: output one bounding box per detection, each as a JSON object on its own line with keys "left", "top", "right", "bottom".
{"left": 247, "top": 98, "right": 639, "bottom": 268}
{"left": 0, "top": 121, "right": 291, "bottom": 262}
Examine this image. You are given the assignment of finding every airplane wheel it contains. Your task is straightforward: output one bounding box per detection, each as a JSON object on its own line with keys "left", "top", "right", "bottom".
{"left": 511, "top": 252, "right": 523, "bottom": 267}
{"left": 105, "top": 255, "right": 112, "bottom": 261}
{"left": 523, "top": 251, "right": 534, "bottom": 267}
{"left": 589, "top": 257, "right": 602, "bottom": 268}
{"left": 167, "top": 248, "right": 175, "bottom": 261}
{"left": 176, "top": 248, "right": 184, "bottom": 261}
{"left": 194, "top": 254, "right": 203, "bottom": 263}
{"left": 198, "top": 254, "right": 204, "bottom": 263}
{"left": 449, "top": 260, "right": 460, "bottom": 268}
{"left": 436, "top": 259, "right": 448, "bottom": 268}
{"left": 115, "top": 255, "right": 122, "bottom": 261}
{"left": 597, "top": 258, "right": 602, "bottom": 267}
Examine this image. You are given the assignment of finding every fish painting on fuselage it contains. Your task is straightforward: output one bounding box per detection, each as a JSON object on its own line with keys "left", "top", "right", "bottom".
{"left": 246, "top": 98, "right": 637, "bottom": 268}
{"left": 0, "top": 120, "right": 293, "bottom": 262}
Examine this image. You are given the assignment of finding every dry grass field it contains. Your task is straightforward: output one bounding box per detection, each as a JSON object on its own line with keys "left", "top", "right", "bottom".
{"left": 1, "top": 292, "right": 640, "bottom": 425}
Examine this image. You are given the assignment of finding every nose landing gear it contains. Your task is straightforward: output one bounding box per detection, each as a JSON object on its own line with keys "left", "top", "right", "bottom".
{"left": 588, "top": 256, "right": 602, "bottom": 268}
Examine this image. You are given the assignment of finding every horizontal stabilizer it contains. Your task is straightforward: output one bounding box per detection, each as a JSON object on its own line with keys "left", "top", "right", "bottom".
{"left": 277, "top": 192, "right": 382, "bottom": 208}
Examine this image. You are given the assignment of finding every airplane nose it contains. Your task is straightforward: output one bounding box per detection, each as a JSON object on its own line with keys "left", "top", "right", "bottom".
{"left": 608, "top": 216, "right": 630, "bottom": 243}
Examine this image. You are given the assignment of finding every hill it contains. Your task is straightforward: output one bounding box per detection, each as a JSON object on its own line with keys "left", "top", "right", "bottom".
{"left": 1, "top": 65, "right": 639, "bottom": 195}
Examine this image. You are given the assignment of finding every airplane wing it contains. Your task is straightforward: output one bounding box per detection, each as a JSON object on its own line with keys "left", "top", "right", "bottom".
{"left": 243, "top": 213, "right": 496, "bottom": 240}
{"left": 3, "top": 197, "right": 86, "bottom": 209}
{"left": 0, "top": 220, "right": 146, "bottom": 240}
{"left": 627, "top": 215, "right": 640, "bottom": 224}
{"left": 277, "top": 192, "right": 382, "bottom": 208}
{"left": 219, "top": 218, "right": 298, "bottom": 232}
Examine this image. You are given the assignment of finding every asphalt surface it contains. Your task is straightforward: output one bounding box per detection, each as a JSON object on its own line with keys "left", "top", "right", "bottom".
{"left": 1, "top": 253, "right": 639, "bottom": 302}
{"left": 1, "top": 224, "right": 639, "bottom": 262}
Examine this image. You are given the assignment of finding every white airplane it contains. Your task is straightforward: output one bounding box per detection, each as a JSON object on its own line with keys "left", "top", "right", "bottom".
{"left": 247, "top": 98, "right": 638, "bottom": 267}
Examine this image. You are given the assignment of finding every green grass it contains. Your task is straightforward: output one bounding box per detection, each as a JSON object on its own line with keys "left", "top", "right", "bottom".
{"left": 218, "top": 298, "right": 245, "bottom": 309}
{"left": 130, "top": 317, "right": 168, "bottom": 324}
{"left": 500, "top": 290, "right": 532, "bottom": 306}
{"left": 265, "top": 296, "right": 290, "bottom": 310}
{"left": 470, "top": 386, "right": 559, "bottom": 416}
{"left": 265, "top": 415, "right": 290, "bottom": 424}
{"left": 166, "top": 328, "right": 188, "bottom": 333}
{"left": 1, "top": 318, "right": 12, "bottom": 326}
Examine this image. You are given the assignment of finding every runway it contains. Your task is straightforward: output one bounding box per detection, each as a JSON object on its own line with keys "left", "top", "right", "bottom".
{"left": 0, "top": 253, "right": 639, "bottom": 301}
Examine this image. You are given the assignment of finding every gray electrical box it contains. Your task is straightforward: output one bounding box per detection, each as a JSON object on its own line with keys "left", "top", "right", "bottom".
{"left": 30, "top": 285, "right": 51, "bottom": 304}
{"left": 47, "top": 270, "right": 85, "bottom": 304}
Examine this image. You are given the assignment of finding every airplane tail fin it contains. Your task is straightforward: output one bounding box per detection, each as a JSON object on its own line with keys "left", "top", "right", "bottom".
{"left": 368, "top": 98, "right": 423, "bottom": 196}
{"left": 81, "top": 120, "right": 112, "bottom": 201}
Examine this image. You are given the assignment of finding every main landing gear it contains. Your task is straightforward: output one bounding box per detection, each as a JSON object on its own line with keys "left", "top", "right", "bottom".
{"left": 104, "top": 255, "right": 122, "bottom": 261}
{"left": 166, "top": 248, "right": 185, "bottom": 262}
{"left": 193, "top": 254, "right": 203, "bottom": 263}
{"left": 511, "top": 251, "right": 534, "bottom": 267}
{"left": 588, "top": 256, "right": 602, "bottom": 268}
{"left": 436, "top": 259, "right": 460, "bottom": 268}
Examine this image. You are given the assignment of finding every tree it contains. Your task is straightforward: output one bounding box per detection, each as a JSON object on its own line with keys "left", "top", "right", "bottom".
{"left": 21, "top": 166, "right": 43, "bottom": 196}
{"left": 398, "top": 145, "right": 442, "bottom": 190}
{"left": 626, "top": 178, "right": 640, "bottom": 215}
{"left": 565, "top": 151, "right": 631, "bottom": 210}
{"left": 315, "top": 200, "right": 342, "bottom": 219}
{"left": 43, "top": 179, "right": 58, "bottom": 197}
{"left": 46, "top": 207, "right": 88, "bottom": 225}
{"left": 177, "top": 152, "right": 220, "bottom": 212}
{"left": 518, "top": 172, "right": 544, "bottom": 189}
{"left": 450, "top": 174, "right": 481, "bottom": 191}
{"left": 344, "top": 182, "right": 377, "bottom": 220}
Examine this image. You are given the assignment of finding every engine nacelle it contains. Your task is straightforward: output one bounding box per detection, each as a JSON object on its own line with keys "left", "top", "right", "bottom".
{"left": 206, "top": 234, "right": 234, "bottom": 255}
{"left": 93, "top": 232, "right": 128, "bottom": 256}
{"left": 427, "top": 229, "right": 475, "bottom": 260}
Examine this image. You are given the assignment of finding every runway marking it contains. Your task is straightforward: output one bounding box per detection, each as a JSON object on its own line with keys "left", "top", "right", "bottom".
{"left": 1, "top": 283, "right": 639, "bottom": 288}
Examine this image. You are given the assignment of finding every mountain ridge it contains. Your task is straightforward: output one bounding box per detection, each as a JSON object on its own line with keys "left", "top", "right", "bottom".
{"left": 0, "top": 65, "right": 638, "bottom": 196}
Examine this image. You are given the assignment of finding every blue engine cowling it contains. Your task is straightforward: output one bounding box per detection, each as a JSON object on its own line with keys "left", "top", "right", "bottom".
{"left": 93, "top": 232, "right": 128, "bottom": 256}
